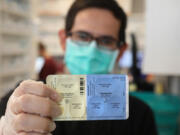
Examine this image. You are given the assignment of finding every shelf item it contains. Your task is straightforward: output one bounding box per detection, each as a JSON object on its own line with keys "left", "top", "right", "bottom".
{"left": 1, "top": 5, "right": 30, "bottom": 18}
{"left": 0, "top": 27, "right": 32, "bottom": 36}
{"left": 3, "top": 0, "right": 30, "bottom": 18}
{"left": 2, "top": 50, "right": 25, "bottom": 56}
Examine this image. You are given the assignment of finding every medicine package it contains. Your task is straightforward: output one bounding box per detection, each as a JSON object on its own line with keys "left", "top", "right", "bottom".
{"left": 46, "top": 75, "right": 129, "bottom": 121}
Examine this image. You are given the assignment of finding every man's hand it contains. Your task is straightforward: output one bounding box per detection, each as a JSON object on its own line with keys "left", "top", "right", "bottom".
{"left": 0, "top": 80, "right": 61, "bottom": 135}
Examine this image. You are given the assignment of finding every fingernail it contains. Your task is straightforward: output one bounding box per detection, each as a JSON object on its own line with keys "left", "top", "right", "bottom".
{"left": 53, "top": 93, "right": 63, "bottom": 102}
{"left": 49, "top": 122, "right": 56, "bottom": 131}
{"left": 52, "top": 93, "right": 59, "bottom": 101}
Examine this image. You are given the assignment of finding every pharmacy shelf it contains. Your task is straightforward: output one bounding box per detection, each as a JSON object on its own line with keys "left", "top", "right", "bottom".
{"left": 38, "top": 11, "right": 65, "bottom": 18}
{"left": 39, "top": 27, "right": 59, "bottom": 33}
{"left": 37, "top": 0, "right": 68, "bottom": 57}
{"left": 0, "top": 26, "right": 33, "bottom": 36}
{"left": 0, "top": 74, "right": 27, "bottom": 98}
{"left": 0, "top": 68, "right": 30, "bottom": 78}
{"left": 2, "top": 50, "right": 25, "bottom": 56}
{"left": 1, "top": 5, "right": 30, "bottom": 18}
{"left": 0, "top": 0, "right": 36, "bottom": 98}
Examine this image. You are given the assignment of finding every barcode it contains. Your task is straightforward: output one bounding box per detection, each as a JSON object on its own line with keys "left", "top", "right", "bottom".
{"left": 80, "top": 78, "right": 85, "bottom": 95}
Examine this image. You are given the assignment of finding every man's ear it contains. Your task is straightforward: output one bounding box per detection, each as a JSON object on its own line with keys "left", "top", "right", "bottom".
{"left": 58, "top": 29, "right": 67, "bottom": 51}
{"left": 116, "top": 43, "right": 128, "bottom": 62}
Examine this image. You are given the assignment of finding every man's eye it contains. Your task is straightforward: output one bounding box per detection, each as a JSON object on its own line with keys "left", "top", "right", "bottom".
{"left": 99, "top": 39, "right": 113, "bottom": 45}
{"left": 77, "top": 33, "right": 91, "bottom": 41}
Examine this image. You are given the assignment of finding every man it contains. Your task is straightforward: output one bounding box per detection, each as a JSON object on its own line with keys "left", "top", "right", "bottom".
{"left": 0, "top": 0, "right": 158, "bottom": 135}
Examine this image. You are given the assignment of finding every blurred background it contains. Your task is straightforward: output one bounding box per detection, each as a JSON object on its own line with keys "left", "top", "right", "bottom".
{"left": 0, "top": 0, "right": 180, "bottom": 135}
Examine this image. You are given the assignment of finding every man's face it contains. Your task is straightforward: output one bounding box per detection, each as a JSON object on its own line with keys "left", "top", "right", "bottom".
{"left": 59, "top": 8, "right": 124, "bottom": 74}
{"left": 59, "top": 8, "right": 121, "bottom": 51}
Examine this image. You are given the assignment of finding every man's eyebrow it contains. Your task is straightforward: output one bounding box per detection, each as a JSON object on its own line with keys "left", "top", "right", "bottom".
{"left": 76, "top": 30, "right": 92, "bottom": 35}
{"left": 74, "top": 30, "right": 117, "bottom": 39}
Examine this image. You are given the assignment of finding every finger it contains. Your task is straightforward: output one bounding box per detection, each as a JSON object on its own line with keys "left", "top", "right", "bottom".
{"left": 19, "top": 132, "right": 52, "bottom": 135}
{"left": 11, "top": 94, "right": 61, "bottom": 118}
{"left": 13, "top": 80, "right": 61, "bottom": 102}
{"left": 13, "top": 113, "right": 56, "bottom": 133}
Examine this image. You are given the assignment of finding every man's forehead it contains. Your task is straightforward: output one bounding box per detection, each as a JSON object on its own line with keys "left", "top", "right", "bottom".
{"left": 71, "top": 8, "right": 120, "bottom": 37}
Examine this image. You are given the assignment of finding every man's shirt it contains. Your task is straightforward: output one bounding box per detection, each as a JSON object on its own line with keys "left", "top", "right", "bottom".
{"left": 0, "top": 90, "right": 158, "bottom": 135}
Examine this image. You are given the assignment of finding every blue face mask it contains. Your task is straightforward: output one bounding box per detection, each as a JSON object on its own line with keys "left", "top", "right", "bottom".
{"left": 64, "top": 39, "right": 119, "bottom": 74}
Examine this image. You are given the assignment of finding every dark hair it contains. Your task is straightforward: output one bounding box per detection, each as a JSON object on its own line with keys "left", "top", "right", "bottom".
{"left": 65, "top": 0, "right": 127, "bottom": 46}
{"left": 38, "top": 42, "right": 46, "bottom": 51}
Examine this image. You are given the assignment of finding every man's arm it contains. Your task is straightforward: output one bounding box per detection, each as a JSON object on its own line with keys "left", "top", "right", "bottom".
{"left": 0, "top": 91, "right": 13, "bottom": 117}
